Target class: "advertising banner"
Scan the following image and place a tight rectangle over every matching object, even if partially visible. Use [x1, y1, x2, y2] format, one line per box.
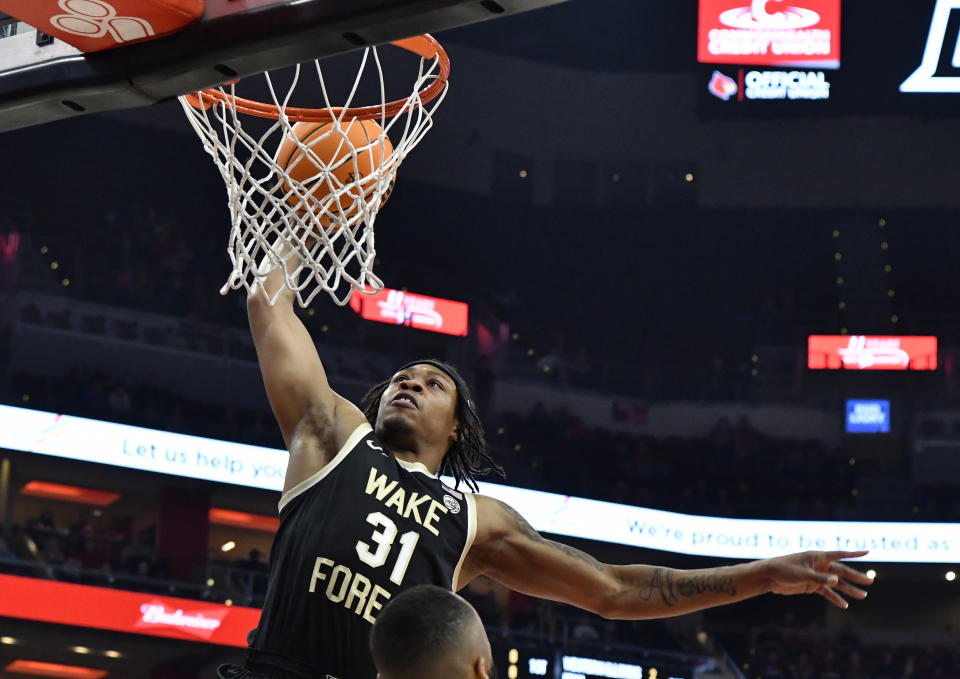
[0, 574, 259, 645]
[349, 287, 469, 336]
[808, 335, 938, 370]
[698, 0, 841, 68]
[846, 400, 891, 434]
[4, 405, 958, 562]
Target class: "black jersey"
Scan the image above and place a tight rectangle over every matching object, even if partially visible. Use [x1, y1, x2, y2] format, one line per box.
[247, 423, 477, 679]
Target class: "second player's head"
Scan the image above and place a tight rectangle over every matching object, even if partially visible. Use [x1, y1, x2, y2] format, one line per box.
[361, 359, 502, 491]
[370, 584, 496, 679]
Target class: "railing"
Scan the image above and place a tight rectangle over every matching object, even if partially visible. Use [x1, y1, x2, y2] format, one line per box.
[0, 554, 265, 607]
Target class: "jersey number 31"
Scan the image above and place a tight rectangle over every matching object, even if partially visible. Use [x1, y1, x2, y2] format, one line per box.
[355, 512, 420, 586]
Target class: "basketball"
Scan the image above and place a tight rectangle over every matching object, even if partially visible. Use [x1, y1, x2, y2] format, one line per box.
[276, 119, 395, 227]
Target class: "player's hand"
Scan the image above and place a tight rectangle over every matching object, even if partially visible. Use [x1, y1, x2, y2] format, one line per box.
[760, 550, 873, 609]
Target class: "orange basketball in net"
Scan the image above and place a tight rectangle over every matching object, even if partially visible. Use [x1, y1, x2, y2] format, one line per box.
[276, 119, 395, 228]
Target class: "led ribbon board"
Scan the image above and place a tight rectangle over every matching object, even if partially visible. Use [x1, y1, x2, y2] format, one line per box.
[2, 404, 957, 562]
[698, 0, 841, 69]
[0, 574, 259, 645]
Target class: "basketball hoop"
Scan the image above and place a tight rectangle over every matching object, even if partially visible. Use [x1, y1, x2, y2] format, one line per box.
[179, 35, 450, 307]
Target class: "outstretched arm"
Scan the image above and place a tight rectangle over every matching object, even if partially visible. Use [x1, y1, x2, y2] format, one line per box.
[247, 246, 366, 494]
[462, 496, 873, 619]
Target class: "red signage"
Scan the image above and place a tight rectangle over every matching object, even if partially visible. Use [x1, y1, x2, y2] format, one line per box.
[808, 335, 938, 371]
[0, 0, 203, 54]
[4, 660, 107, 679]
[0, 574, 259, 646]
[350, 288, 469, 336]
[698, 0, 841, 68]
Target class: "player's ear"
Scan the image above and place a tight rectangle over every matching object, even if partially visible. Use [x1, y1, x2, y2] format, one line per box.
[474, 656, 490, 679]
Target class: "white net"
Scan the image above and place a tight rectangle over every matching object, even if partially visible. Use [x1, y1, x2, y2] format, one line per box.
[178, 39, 448, 307]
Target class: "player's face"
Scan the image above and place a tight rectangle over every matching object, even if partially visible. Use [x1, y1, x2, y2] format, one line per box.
[469, 606, 496, 679]
[376, 364, 459, 447]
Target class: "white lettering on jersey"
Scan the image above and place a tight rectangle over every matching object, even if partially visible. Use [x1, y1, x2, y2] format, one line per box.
[364, 467, 449, 536]
[308, 556, 391, 623]
[365, 467, 399, 500]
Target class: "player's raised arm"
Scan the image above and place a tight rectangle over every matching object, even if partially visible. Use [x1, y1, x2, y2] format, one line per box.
[247, 248, 367, 493]
[463, 496, 873, 619]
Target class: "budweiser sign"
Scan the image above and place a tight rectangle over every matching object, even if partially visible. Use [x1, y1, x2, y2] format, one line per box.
[136, 601, 227, 639]
[698, 0, 841, 69]
[0, 574, 259, 646]
[808, 335, 938, 371]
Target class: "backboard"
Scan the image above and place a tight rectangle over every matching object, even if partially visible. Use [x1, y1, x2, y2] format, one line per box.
[0, 0, 571, 132]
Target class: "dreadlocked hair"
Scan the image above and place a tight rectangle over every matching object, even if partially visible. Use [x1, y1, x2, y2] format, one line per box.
[360, 360, 505, 493]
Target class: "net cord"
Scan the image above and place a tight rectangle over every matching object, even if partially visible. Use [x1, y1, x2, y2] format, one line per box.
[179, 45, 447, 307]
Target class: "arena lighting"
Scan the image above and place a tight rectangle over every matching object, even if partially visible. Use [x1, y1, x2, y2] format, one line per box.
[4, 404, 960, 563]
[867, 570, 877, 580]
[3, 660, 107, 679]
[19, 481, 120, 507]
[220, 541, 236, 552]
[0, 636, 16, 644]
[946, 571, 957, 582]
[209, 508, 279, 533]
[69, 647, 89, 655]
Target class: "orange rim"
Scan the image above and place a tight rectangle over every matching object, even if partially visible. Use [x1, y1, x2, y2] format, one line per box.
[184, 34, 449, 122]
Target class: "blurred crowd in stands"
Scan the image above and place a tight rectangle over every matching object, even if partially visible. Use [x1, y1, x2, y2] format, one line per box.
[730, 617, 960, 679]
[2, 507, 169, 583]
[3, 184, 960, 675]
[7, 191, 803, 402]
[10, 366, 283, 448]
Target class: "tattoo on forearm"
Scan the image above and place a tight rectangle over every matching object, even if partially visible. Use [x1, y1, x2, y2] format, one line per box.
[640, 568, 676, 605]
[497, 500, 604, 572]
[640, 568, 737, 607]
[676, 573, 737, 598]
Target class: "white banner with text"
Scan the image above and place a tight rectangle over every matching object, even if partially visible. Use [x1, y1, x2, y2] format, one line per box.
[2, 404, 955, 563]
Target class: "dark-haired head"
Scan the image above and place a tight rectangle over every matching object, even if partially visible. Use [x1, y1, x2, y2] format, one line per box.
[361, 359, 504, 492]
[370, 585, 496, 679]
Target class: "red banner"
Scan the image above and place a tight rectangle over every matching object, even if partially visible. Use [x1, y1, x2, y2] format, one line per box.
[0, 0, 203, 53]
[350, 288, 469, 337]
[808, 335, 938, 371]
[698, 0, 841, 68]
[0, 574, 259, 646]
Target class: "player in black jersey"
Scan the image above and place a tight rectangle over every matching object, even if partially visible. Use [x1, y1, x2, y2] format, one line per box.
[227, 259, 875, 679]
[371, 585, 495, 679]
